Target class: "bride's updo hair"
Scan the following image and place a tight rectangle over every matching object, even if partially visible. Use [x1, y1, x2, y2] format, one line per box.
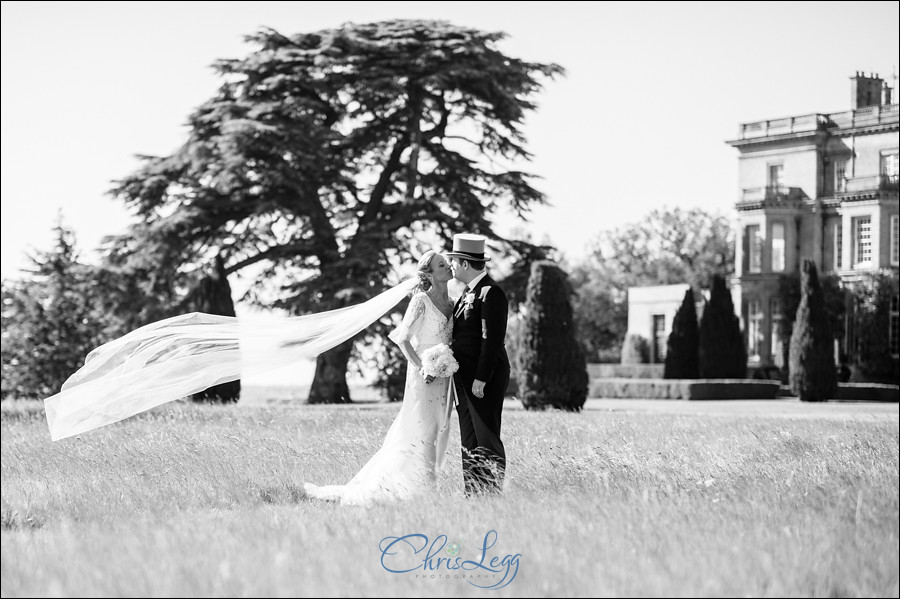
[413, 250, 438, 294]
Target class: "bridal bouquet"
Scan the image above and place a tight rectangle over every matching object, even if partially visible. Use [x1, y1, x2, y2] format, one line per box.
[420, 344, 459, 379]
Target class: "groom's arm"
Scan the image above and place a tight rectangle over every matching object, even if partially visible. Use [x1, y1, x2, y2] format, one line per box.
[475, 285, 508, 383]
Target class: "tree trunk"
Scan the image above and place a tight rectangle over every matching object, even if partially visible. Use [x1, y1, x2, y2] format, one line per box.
[307, 339, 354, 404]
[187, 256, 241, 403]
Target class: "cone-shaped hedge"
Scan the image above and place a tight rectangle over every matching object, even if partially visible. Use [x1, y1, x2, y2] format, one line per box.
[518, 261, 588, 411]
[789, 259, 837, 401]
[664, 288, 699, 379]
[698, 274, 746, 378]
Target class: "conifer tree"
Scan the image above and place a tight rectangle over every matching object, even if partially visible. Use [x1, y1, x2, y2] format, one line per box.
[664, 288, 699, 379]
[698, 275, 746, 378]
[789, 260, 837, 401]
[518, 261, 588, 411]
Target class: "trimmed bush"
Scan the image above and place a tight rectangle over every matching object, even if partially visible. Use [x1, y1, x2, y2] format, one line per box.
[518, 261, 588, 411]
[775, 271, 845, 374]
[698, 274, 746, 378]
[621, 334, 650, 364]
[664, 288, 699, 379]
[789, 259, 837, 402]
[835, 383, 899, 402]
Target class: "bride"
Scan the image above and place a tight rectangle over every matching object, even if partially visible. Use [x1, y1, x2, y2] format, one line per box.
[303, 251, 457, 506]
[43, 250, 461, 507]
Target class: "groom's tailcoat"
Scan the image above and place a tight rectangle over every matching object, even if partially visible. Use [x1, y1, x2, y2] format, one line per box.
[451, 274, 510, 494]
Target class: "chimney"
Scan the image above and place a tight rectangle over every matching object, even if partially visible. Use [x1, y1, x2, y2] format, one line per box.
[850, 71, 885, 109]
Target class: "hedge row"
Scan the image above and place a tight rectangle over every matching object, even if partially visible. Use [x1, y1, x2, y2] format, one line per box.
[833, 383, 899, 402]
[587, 379, 898, 401]
[588, 378, 780, 400]
[587, 364, 665, 379]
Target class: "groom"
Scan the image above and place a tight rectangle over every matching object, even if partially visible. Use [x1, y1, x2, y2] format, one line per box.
[447, 234, 510, 496]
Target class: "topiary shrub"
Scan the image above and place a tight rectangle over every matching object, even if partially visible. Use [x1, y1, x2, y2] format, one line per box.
[517, 261, 588, 411]
[789, 259, 837, 401]
[775, 271, 845, 377]
[620, 334, 650, 364]
[664, 288, 699, 379]
[698, 274, 746, 378]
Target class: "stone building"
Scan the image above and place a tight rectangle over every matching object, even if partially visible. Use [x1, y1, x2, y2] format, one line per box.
[727, 72, 899, 370]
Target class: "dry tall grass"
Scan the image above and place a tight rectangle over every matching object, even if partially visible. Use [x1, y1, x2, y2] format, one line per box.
[2, 399, 897, 597]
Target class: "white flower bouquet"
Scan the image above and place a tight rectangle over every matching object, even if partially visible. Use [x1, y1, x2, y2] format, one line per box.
[419, 344, 459, 378]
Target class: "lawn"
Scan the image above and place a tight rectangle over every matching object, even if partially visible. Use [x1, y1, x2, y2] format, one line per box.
[1, 397, 898, 597]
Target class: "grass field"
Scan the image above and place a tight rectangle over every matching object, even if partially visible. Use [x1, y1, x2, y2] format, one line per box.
[1, 396, 898, 597]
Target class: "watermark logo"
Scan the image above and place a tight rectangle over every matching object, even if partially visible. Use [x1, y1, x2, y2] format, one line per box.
[379, 530, 520, 589]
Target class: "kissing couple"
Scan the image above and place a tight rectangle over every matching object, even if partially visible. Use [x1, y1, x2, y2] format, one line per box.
[42, 234, 510, 505]
[304, 233, 511, 505]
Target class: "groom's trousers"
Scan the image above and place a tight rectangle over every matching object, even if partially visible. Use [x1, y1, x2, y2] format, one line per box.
[454, 364, 508, 496]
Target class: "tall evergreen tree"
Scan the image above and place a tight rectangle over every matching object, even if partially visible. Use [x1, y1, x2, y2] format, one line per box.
[1, 220, 112, 399]
[789, 260, 838, 401]
[664, 288, 699, 379]
[698, 275, 746, 378]
[775, 272, 845, 374]
[517, 261, 588, 411]
[109, 20, 563, 403]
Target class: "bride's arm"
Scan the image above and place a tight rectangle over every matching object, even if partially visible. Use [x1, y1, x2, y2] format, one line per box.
[388, 293, 433, 382]
[397, 339, 435, 383]
[397, 340, 423, 371]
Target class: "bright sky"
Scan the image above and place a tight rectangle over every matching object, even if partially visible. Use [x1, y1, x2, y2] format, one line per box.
[2, 0, 898, 281]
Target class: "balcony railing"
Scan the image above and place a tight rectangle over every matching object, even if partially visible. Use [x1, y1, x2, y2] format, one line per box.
[824, 104, 899, 129]
[737, 114, 825, 140]
[734, 104, 898, 140]
[739, 185, 802, 203]
[837, 174, 900, 193]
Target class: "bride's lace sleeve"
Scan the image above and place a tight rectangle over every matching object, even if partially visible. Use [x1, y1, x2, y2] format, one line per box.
[388, 293, 427, 345]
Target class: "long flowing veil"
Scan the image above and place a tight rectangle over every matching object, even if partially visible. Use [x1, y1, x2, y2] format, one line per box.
[44, 278, 418, 441]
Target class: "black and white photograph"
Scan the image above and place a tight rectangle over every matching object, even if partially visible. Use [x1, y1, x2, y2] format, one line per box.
[2, 1, 898, 596]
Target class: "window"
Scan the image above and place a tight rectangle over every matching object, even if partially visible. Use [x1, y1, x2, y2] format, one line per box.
[652, 314, 667, 363]
[747, 225, 762, 273]
[748, 300, 763, 360]
[891, 295, 899, 358]
[769, 164, 784, 190]
[833, 222, 843, 272]
[770, 298, 784, 367]
[835, 159, 847, 192]
[881, 152, 899, 184]
[892, 214, 899, 266]
[853, 216, 872, 268]
[771, 222, 785, 272]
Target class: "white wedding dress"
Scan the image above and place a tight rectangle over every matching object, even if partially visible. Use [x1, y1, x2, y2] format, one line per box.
[303, 292, 455, 506]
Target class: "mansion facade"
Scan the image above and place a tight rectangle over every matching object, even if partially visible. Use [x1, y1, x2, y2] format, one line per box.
[728, 72, 899, 370]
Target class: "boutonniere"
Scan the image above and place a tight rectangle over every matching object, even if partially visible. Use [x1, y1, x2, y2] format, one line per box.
[462, 292, 476, 311]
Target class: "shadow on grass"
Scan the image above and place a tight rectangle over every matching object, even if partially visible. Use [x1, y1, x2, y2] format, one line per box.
[0, 399, 46, 423]
[257, 483, 310, 505]
[1, 501, 46, 531]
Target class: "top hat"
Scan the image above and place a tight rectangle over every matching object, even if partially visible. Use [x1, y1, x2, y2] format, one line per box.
[445, 234, 491, 262]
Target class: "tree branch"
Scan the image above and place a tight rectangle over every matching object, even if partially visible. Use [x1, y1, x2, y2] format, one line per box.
[224, 241, 315, 274]
[359, 137, 409, 228]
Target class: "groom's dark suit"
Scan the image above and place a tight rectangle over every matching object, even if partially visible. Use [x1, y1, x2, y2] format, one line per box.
[451, 273, 510, 495]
